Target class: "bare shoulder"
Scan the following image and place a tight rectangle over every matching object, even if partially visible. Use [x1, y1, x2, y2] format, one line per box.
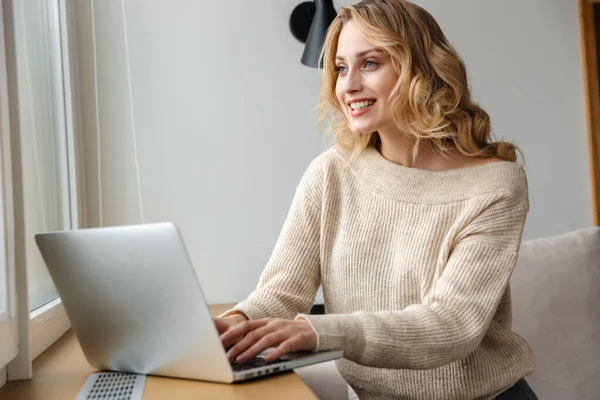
[463, 156, 505, 167]
[440, 154, 507, 170]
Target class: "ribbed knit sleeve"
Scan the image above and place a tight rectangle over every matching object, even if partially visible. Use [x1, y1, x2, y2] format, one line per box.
[298, 190, 529, 370]
[221, 156, 324, 321]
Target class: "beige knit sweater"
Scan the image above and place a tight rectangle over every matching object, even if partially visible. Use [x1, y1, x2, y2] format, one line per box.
[225, 145, 535, 399]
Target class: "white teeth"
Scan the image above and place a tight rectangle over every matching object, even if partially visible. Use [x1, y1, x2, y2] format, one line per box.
[350, 100, 376, 110]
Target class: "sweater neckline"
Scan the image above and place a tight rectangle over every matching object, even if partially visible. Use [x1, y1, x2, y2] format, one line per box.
[333, 145, 527, 204]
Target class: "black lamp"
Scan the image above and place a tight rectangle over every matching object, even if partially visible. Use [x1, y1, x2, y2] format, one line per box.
[289, 0, 337, 68]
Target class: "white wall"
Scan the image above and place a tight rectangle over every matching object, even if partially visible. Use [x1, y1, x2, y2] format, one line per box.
[71, 0, 593, 305]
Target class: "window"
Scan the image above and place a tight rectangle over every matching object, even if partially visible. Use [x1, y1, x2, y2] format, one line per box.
[14, 0, 77, 361]
[0, 0, 77, 383]
[15, 0, 74, 311]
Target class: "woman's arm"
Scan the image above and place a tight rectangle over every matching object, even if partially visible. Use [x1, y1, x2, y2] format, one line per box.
[298, 191, 528, 370]
[220, 156, 324, 321]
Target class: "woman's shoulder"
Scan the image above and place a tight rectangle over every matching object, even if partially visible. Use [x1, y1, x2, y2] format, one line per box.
[295, 147, 339, 200]
[445, 157, 529, 215]
[453, 155, 504, 168]
[444, 155, 528, 205]
[302, 145, 348, 178]
[295, 146, 355, 203]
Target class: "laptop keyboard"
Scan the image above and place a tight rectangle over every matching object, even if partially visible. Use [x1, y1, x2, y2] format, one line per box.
[230, 357, 287, 372]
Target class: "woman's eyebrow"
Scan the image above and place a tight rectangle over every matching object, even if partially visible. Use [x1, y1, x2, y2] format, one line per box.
[336, 48, 382, 61]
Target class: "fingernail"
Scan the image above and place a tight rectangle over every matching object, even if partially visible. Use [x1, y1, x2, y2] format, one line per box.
[236, 356, 245, 363]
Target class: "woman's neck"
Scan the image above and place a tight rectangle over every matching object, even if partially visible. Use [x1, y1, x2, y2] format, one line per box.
[376, 131, 488, 172]
[377, 131, 416, 167]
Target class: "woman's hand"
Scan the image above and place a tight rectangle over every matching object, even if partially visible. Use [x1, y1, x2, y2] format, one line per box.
[213, 313, 249, 346]
[220, 318, 317, 363]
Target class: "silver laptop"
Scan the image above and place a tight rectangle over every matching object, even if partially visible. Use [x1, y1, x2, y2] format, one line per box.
[35, 222, 342, 383]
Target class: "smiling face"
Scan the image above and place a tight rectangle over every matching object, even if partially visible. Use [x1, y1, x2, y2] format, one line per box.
[335, 20, 399, 135]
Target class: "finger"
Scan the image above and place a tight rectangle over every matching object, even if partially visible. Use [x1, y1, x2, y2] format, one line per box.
[263, 335, 303, 362]
[226, 323, 279, 361]
[213, 318, 229, 335]
[220, 319, 267, 348]
[235, 330, 288, 364]
[222, 334, 245, 351]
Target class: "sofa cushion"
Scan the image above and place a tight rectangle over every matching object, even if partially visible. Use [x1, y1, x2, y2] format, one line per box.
[511, 227, 600, 400]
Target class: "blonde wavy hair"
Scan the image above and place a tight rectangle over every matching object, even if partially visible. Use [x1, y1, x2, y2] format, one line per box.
[317, 0, 519, 162]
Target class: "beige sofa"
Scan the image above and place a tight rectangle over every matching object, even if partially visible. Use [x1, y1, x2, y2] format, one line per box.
[295, 227, 600, 400]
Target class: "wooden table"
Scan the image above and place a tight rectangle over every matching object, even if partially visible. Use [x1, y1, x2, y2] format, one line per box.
[0, 304, 318, 399]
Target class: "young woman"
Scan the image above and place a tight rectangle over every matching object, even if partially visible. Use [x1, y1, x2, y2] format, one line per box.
[215, 1, 538, 398]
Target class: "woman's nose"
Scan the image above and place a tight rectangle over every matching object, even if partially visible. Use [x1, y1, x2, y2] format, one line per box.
[344, 69, 362, 93]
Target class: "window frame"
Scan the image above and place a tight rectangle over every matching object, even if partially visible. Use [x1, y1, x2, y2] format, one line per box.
[29, 298, 70, 360]
[0, 0, 19, 376]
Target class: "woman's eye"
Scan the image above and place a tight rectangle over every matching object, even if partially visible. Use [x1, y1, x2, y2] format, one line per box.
[364, 60, 377, 68]
[335, 65, 347, 73]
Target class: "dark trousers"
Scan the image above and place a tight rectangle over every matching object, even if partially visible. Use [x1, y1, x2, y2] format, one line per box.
[495, 379, 538, 400]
